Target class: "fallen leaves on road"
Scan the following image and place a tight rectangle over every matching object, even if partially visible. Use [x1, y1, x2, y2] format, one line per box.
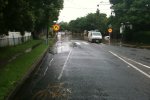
[32, 82, 71, 100]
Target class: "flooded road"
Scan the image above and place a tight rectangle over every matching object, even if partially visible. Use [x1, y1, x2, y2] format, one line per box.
[12, 36, 150, 100]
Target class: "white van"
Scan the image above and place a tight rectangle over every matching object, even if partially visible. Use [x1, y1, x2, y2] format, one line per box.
[88, 31, 102, 43]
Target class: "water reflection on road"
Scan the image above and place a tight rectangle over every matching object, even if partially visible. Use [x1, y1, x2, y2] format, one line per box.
[55, 41, 71, 54]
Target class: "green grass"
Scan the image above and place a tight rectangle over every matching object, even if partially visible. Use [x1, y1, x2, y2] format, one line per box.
[0, 40, 42, 60]
[0, 41, 49, 100]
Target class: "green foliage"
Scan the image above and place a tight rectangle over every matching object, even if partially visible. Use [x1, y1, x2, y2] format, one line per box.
[0, 0, 64, 35]
[67, 13, 108, 34]
[59, 22, 69, 31]
[132, 31, 150, 44]
[110, 0, 150, 25]
[109, 0, 150, 43]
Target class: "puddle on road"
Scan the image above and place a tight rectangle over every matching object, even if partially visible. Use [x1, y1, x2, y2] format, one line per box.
[49, 41, 83, 54]
[52, 41, 71, 54]
[56, 45, 70, 53]
[32, 82, 71, 100]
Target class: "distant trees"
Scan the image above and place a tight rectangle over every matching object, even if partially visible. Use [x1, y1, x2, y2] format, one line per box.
[0, 0, 63, 38]
[59, 22, 69, 31]
[65, 12, 108, 35]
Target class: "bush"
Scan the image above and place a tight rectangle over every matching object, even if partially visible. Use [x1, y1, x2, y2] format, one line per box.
[132, 31, 150, 44]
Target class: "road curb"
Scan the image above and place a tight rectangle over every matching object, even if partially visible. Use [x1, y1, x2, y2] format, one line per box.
[122, 44, 150, 49]
[5, 47, 49, 100]
[104, 42, 150, 49]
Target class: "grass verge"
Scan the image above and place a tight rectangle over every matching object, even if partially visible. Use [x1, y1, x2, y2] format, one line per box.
[0, 40, 42, 61]
[0, 40, 49, 100]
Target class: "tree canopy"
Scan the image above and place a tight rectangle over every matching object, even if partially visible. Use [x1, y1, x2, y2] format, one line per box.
[0, 0, 64, 36]
[109, 0, 150, 30]
[108, 0, 150, 43]
[66, 12, 108, 34]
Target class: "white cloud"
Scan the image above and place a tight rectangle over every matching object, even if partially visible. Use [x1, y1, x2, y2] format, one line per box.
[58, 0, 112, 22]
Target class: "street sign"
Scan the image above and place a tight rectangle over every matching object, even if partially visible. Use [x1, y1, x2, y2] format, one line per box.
[108, 28, 112, 33]
[53, 24, 60, 31]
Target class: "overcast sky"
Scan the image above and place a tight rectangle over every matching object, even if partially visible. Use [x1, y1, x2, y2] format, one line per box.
[58, 0, 112, 22]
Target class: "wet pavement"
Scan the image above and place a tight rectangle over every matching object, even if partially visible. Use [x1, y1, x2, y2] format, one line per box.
[12, 36, 150, 100]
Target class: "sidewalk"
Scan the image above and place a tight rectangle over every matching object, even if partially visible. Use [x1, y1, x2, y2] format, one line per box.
[104, 40, 150, 49]
[121, 43, 150, 49]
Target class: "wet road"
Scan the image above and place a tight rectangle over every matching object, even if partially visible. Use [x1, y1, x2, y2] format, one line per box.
[13, 37, 150, 100]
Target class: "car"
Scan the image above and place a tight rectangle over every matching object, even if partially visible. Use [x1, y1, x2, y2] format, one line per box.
[88, 31, 102, 43]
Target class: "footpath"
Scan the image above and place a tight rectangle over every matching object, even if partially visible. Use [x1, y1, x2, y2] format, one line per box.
[111, 42, 150, 49]
[104, 40, 150, 49]
[121, 43, 150, 49]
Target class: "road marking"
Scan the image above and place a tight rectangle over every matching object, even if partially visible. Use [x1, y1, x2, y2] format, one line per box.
[49, 58, 54, 66]
[75, 42, 81, 45]
[109, 51, 150, 79]
[121, 56, 150, 69]
[43, 59, 54, 76]
[44, 67, 48, 76]
[82, 42, 89, 45]
[58, 49, 72, 80]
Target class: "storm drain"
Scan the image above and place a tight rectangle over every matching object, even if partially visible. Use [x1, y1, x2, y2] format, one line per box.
[32, 83, 71, 100]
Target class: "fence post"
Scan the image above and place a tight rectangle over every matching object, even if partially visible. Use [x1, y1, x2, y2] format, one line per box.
[13, 33, 15, 46]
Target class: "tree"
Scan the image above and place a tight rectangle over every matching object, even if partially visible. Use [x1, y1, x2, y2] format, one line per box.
[110, 0, 150, 26]
[0, 0, 64, 38]
[59, 22, 68, 31]
[68, 13, 108, 35]
[109, 0, 150, 43]
[0, 0, 8, 34]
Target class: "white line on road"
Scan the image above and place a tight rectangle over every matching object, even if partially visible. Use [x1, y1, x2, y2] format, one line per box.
[75, 42, 81, 45]
[58, 49, 72, 80]
[82, 42, 89, 45]
[44, 58, 53, 76]
[121, 56, 150, 69]
[49, 58, 54, 66]
[109, 51, 150, 79]
[44, 67, 48, 76]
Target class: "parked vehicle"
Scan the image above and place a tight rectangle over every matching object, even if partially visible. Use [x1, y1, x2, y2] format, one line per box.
[88, 31, 102, 43]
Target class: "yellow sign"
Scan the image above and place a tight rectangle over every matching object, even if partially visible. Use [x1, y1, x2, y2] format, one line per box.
[108, 28, 112, 33]
[53, 24, 60, 31]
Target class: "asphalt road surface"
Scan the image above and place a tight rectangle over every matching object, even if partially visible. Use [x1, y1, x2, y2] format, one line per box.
[12, 37, 150, 100]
